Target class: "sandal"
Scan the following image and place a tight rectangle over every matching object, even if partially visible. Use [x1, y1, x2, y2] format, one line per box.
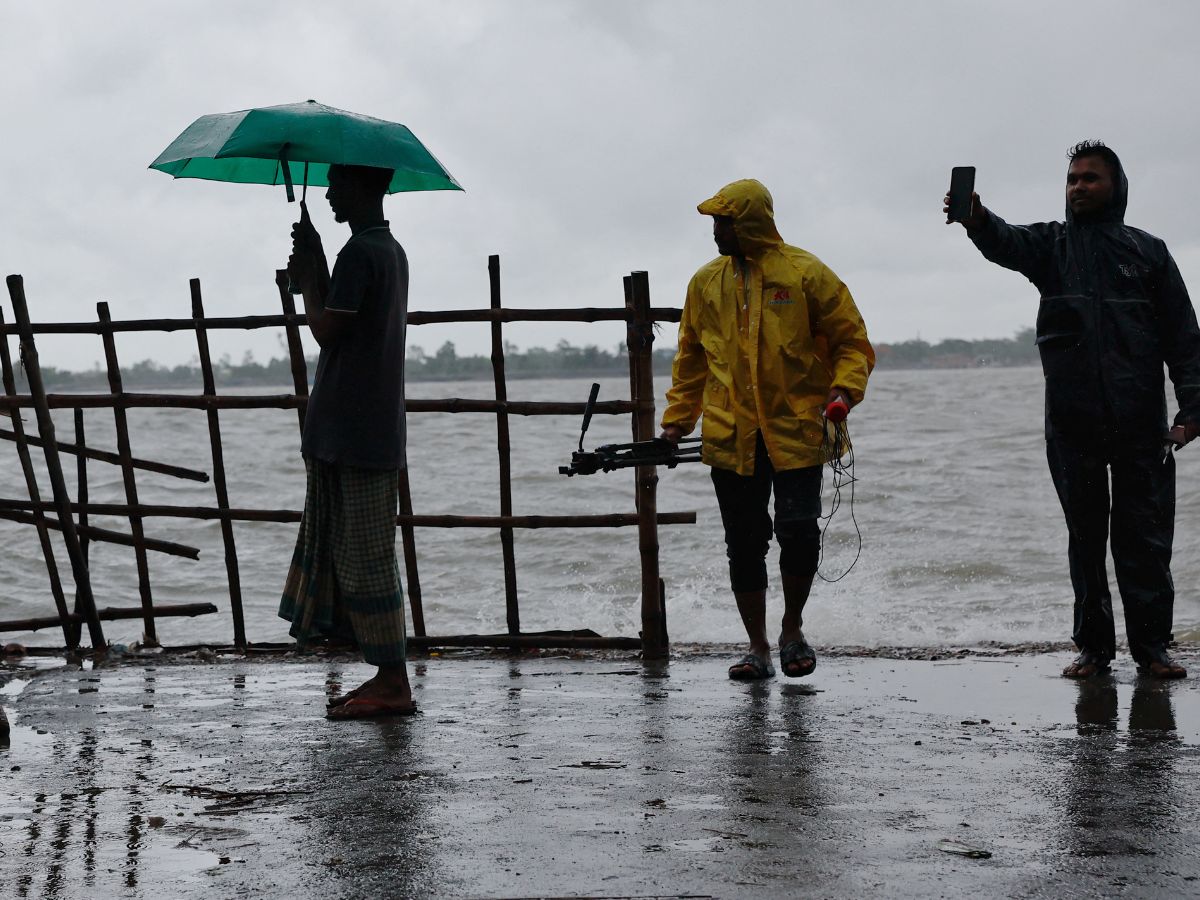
[1137, 648, 1187, 680]
[1062, 649, 1112, 679]
[326, 696, 418, 720]
[728, 653, 775, 681]
[779, 638, 817, 678]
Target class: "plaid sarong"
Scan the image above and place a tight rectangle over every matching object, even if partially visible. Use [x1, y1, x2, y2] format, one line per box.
[279, 459, 406, 665]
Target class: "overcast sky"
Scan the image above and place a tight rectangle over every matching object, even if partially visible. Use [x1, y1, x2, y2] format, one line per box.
[2, 0, 1199, 370]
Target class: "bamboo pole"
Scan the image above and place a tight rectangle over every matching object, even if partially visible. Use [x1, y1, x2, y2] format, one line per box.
[0, 426, 209, 481]
[0, 602, 219, 634]
[275, 270, 309, 433]
[0, 499, 696, 528]
[0, 306, 683, 336]
[0, 307, 74, 647]
[192, 279, 246, 647]
[410, 634, 642, 651]
[97, 301, 157, 646]
[0, 394, 640, 416]
[397, 467, 425, 637]
[627, 271, 668, 659]
[4, 276, 105, 648]
[0, 508, 199, 558]
[489, 255, 520, 635]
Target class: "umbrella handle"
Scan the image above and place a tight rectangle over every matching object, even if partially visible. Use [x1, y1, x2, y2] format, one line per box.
[279, 145, 295, 203]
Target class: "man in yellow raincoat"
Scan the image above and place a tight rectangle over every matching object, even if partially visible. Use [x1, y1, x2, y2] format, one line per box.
[661, 179, 874, 680]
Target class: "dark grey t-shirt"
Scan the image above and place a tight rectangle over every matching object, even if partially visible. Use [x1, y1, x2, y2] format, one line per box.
[301, 224, 408, 469]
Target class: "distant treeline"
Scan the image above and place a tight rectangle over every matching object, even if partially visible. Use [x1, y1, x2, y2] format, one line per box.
[875, 327, 1038, 368]
[18, 330, 1038, 390]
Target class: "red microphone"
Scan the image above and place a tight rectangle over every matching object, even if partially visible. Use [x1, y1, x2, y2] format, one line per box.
[825, 396, 849, 423]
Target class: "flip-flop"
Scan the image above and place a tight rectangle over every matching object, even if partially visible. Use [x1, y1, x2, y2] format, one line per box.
[327, 686, 366, 708]
[779, 638, 817, 678]
[325, 696, 418, 720]
[728, 653, 775, 681]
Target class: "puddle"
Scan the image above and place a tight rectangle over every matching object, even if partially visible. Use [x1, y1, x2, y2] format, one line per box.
[667, 837, 726, 852]
[0, 678, 31, 698]
[140, 840, 226, 882]
[5, 723, 57, 753]
[645, 794, 727, 811]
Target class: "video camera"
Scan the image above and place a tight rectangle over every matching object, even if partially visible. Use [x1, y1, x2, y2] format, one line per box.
[558, 383, 702, 477]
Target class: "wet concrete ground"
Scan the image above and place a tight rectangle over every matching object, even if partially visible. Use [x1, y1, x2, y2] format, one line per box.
[1, 646, 1198, 899]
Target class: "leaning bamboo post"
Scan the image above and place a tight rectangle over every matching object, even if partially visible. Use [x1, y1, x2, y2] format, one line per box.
[489, 255, 520, 635]
[191, 279, 247, 647]
[97, 301, 157, 646]
[5, 276, 105, 648]
[397, 468, 425, 637]
[626, 271, 668, 658]
[0, 306, 75, 648]
[0, 427, 209, 482]
[0, 507, 201, 558]
[276, 270, 309, 433]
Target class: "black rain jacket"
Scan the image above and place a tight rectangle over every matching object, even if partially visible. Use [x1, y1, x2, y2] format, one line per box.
[969, 154, 1200, 444]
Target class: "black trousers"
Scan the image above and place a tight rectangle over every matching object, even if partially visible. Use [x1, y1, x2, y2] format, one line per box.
[710, 432, 822, 593]
[1046, 437, 1176, 663]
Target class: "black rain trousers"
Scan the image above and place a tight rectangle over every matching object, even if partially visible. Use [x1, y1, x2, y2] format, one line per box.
[1047, 437, 1175, 663]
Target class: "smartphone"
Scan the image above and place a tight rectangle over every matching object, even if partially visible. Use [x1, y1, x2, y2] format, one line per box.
[947, 166, 976, 222]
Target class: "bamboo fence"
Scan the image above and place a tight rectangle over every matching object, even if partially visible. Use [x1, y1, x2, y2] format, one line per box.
[0, 259, 690, 658]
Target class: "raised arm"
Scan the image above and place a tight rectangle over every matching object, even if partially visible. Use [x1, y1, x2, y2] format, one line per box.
[944, 189, 1056, 283]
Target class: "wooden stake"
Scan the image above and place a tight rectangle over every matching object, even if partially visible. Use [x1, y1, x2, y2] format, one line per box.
[275, 270, 309, 433]
[0, 306, 74, 647]
[4, 276, 105, 648]
[627, 271, 668, 659]
[489, 255, 520, 635]
[97, 301, 157, 646]
[397, 467, 425, 637]
[192, 279, 247, 647]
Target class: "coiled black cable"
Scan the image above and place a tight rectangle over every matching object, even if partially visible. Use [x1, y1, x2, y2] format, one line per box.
[817, 415, 861, 582]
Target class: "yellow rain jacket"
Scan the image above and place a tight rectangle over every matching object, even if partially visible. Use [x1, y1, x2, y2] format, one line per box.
[662, 179, 874, 474]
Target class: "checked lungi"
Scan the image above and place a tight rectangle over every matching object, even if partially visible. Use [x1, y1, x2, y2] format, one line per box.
[279, 458, 406, 665]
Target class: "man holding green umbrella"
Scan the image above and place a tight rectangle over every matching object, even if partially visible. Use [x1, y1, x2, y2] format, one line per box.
[279, 162, 416, 719]
[153, 101, 464, 717]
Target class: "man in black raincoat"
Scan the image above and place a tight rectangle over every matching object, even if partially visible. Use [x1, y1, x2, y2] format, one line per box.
[947, 140, 1200, 679]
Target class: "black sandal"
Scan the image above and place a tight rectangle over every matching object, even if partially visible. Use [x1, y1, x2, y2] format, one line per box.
[780, 638, 817, 678]
[728, 653, 775, 680]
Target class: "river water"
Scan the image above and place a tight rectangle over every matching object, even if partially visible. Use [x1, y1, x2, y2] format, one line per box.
[3, 367, 1199, 649]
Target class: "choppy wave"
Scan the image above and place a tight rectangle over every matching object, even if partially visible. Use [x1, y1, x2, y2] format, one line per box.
[2, 369, 1198, 648]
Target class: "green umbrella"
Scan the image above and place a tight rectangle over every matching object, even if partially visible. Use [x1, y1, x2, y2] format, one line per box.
[149, 99, 463, 201]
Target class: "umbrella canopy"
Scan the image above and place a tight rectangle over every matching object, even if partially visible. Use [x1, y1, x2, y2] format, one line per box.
[149, 100, 463, 196]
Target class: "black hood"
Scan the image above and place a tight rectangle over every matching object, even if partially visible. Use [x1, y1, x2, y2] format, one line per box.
[1065, 149, 1128, 225]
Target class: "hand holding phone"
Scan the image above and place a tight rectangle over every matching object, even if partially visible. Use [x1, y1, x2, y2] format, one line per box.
[946, 166, 976, 224]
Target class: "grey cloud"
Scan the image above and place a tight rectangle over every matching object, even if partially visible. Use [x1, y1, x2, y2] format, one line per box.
[3, 0, 1200, 369]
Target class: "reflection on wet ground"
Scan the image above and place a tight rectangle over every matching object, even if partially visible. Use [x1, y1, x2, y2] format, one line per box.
[0, 649, 1198, 897]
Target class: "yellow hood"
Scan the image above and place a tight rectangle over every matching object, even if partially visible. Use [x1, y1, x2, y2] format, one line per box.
[697, 179, 784, 258]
